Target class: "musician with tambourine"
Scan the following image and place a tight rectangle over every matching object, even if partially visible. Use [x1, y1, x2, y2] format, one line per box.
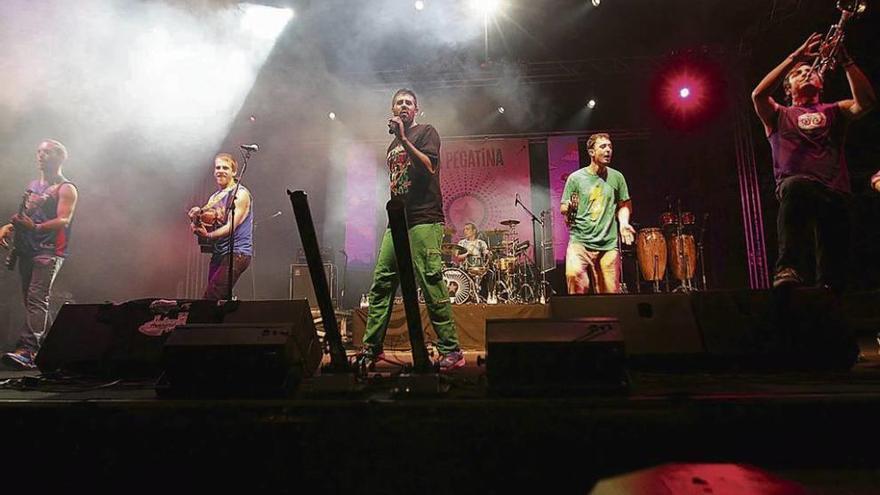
[1, 140, 78, 369]
[188, 152, 253, 299]
[560, 132, 634, 295]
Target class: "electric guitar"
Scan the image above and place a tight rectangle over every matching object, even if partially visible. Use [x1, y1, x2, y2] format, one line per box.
[4, 191, 30, 270]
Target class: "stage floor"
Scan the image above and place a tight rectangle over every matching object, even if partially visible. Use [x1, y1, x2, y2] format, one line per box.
[2, 343, 880, 492]
[2, 290, 879, 492]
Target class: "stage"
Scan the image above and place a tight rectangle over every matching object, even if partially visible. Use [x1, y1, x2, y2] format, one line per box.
[350, 303, 549, 350]
[1, 289, 879, 492]
[2, 350, 880, 492]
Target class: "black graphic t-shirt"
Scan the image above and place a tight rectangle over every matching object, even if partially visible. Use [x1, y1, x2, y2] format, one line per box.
[386, 123, 444, 226]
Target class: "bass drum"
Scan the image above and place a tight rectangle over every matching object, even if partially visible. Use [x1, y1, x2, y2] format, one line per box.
[443, 267, 474, 305]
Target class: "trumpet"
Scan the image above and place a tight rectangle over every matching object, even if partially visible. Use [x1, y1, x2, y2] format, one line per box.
[807, 0, 867, 79]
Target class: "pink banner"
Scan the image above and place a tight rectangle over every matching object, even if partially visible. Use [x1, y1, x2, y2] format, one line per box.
[547, 136, 580, 262]
[441, 139, 532, 251]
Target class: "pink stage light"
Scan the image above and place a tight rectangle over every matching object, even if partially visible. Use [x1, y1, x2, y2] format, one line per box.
[661, 71, 707, 117]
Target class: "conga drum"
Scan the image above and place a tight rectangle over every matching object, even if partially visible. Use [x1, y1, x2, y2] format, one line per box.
[668, 233, 697, 281]
[636, 228, 667, 281]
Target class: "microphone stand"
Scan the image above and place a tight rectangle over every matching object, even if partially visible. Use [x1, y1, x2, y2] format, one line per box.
[698, 213, 709, 291]
[514, 195, 547, 303]
[225, 148, 253, 301]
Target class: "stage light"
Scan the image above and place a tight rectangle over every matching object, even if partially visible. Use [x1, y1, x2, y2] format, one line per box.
[240, 4, 294, 41]
[419, 111, 425, 117]
[414, 0, 425, 10]
[497, 106, 505, 114]
[587, 99, 596, 109]
[591, 0, 601, 7]
[328, 112, 336, 120]
[248, 115, 257, 122]
[471, 0, 502, 16]
[679, 87, 690, 98]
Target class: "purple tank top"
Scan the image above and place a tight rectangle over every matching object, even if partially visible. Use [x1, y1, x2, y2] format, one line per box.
[768, 102, 850, 194]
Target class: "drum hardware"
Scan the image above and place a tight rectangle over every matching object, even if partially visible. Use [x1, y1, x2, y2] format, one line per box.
[697, 212, 709, 290]
[440, 243, 468, 257]
[669, 198, 694, 292]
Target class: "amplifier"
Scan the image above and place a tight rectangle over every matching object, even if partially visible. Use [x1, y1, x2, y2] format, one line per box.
[289, 263, 336, 306]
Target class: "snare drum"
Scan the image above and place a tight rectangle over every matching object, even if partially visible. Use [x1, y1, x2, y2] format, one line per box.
[636, 228, 667, 282]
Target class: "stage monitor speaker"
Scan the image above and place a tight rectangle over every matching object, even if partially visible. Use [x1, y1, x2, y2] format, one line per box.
[36, 299, 188, 377]
[158, 299, 322, 398]
[551, 290, 858, 370]
[486, 317, 627, 395]
[289, 263, 335, 307]
[551, 294, 704, 360]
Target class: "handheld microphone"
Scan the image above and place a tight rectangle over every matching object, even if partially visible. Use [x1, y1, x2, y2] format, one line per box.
[388, 121, 397, 135]
[240, 144, 259, 152]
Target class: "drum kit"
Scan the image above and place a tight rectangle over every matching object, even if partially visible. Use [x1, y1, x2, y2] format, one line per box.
[635, 200, 707, 292]
[437, 218, 541, 305]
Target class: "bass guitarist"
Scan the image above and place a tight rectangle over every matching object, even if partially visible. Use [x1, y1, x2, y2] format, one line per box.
[1, 140, 78, 369]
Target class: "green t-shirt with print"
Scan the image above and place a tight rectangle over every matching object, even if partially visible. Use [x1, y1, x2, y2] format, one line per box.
[561, 166, 630, 251]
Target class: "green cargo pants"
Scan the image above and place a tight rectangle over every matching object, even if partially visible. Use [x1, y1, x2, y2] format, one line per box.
[362, 223, 460, 355]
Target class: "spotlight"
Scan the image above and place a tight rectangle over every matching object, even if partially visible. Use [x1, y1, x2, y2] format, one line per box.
[497, 106, 505, 114]
[240, 4, 294, 41]
[414, 0, 425, 10]
[591, 0, 601, 6]
[328, 112, 336, 120]
[587, 99, 596, 109]
[248, 115, 257, 122]
[471, 0, 502, 15]
[679, 87, 690, 98]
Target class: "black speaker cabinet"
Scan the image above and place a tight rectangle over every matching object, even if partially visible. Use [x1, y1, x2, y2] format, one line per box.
[36, 299, 188, 377]
[486, 317, 628, 395]
[551, 290, 858, 370]
[159, 300, 322, 397]
[289, 263, 335, 307]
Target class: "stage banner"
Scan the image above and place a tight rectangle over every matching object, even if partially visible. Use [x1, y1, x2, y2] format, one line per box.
[547, 135, 580, 262]
[344, 142, 382, 267]
[440, 138, 532, 249]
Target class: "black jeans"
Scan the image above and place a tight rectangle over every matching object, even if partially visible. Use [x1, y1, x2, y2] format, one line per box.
[776, 177, 851, 288]
[204, 253, 252, 300]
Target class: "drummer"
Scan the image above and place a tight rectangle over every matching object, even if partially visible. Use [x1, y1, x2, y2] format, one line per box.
[455, 222, 489, 268]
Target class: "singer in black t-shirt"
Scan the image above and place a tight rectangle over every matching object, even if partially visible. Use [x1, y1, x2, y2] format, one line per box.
[358, 89, 464, 372]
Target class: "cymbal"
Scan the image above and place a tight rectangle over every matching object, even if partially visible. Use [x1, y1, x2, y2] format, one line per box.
[500, 219, 520, 226]
[484, 229, 506, 235]
[441, 243, 467, 256]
